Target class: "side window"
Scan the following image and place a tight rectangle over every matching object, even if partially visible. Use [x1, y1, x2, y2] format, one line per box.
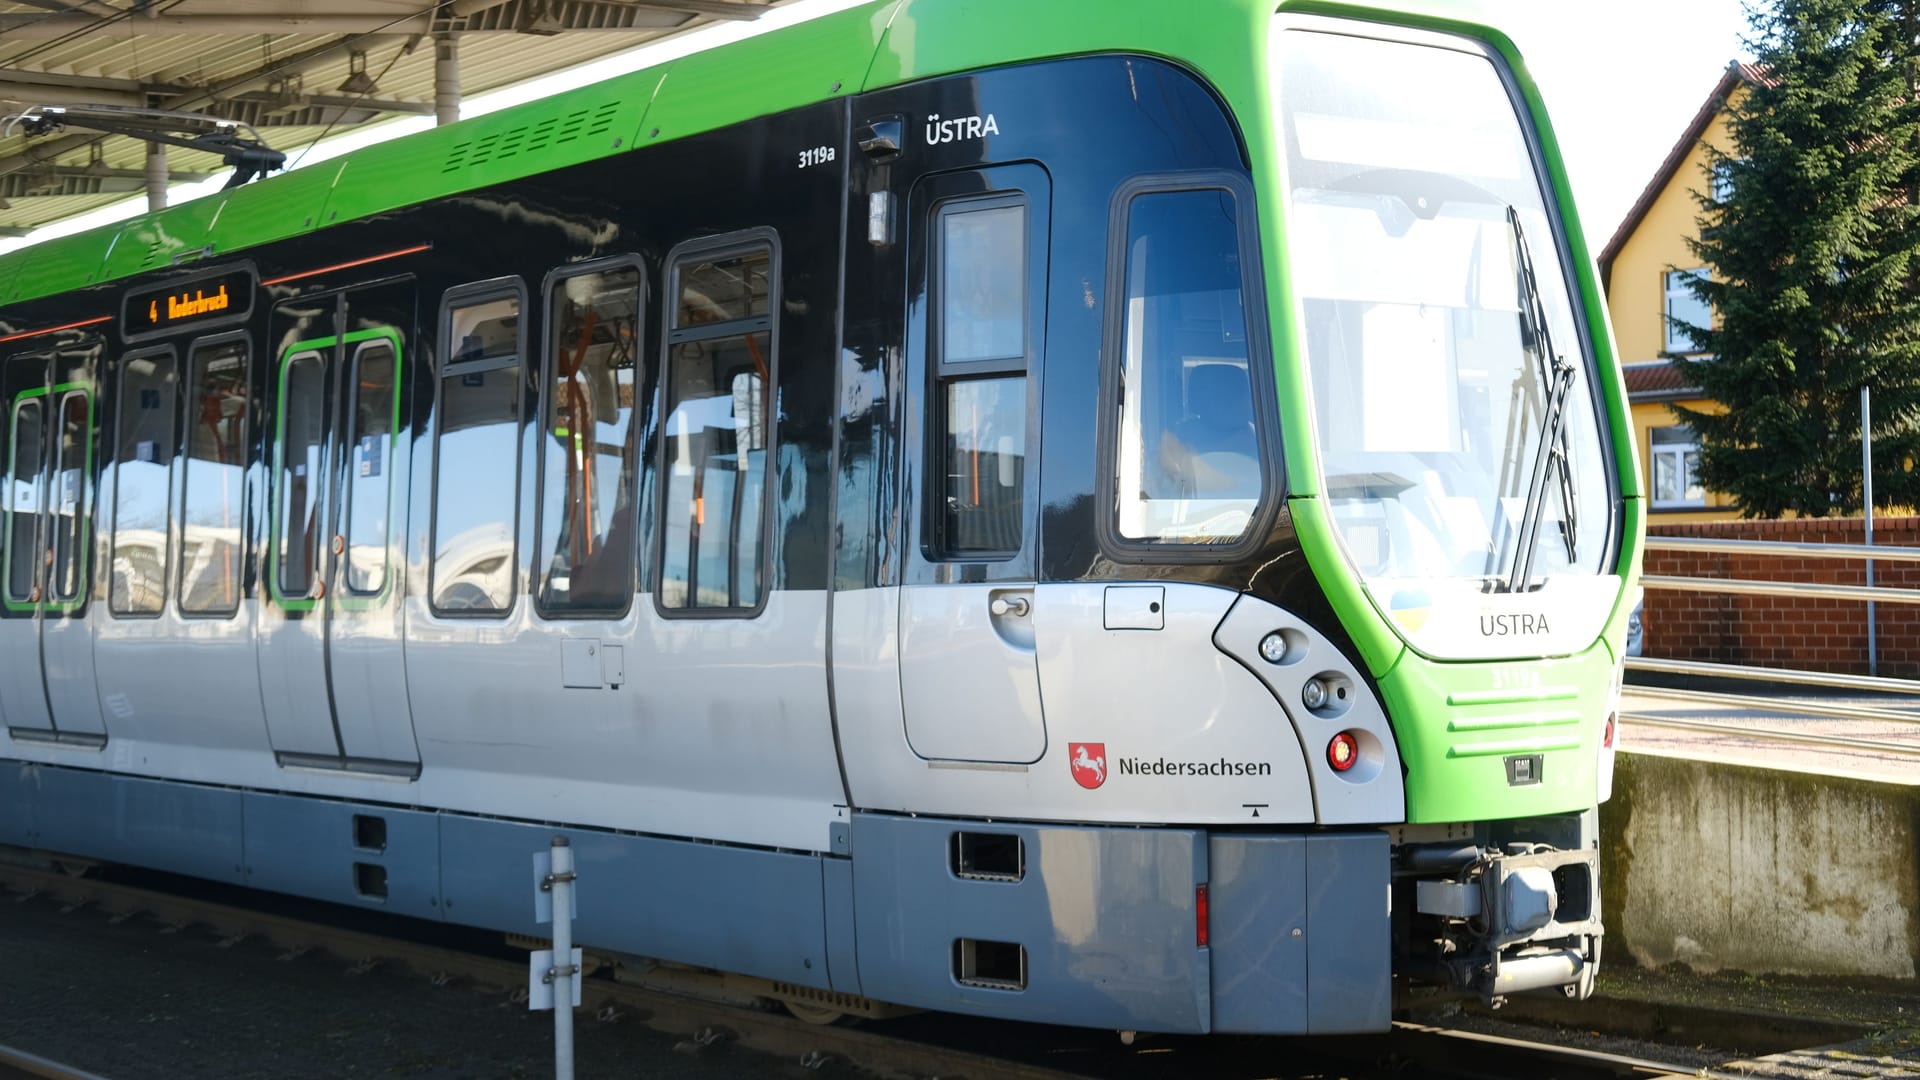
[431, 287, 522, 615]
[658, 239, 774, 613]
[932, 197, 1029, 558]
[111, 351, 178, 615]
[6, 396, 45, 604]
[50, 390, 90, 603]
[1112, 187, 1263, 546]
[538, 262, 642, 616]
[180, 339, 250, 616]
[276, 351, 327, 600]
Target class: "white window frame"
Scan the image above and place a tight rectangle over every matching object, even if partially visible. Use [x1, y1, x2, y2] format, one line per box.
[1650, 424, 1706, 509]
[1664, 267, 1712, 354]
[1709, 159, 1739, 203]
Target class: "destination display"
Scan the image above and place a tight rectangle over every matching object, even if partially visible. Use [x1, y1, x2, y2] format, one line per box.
[123, 269, 253, 339]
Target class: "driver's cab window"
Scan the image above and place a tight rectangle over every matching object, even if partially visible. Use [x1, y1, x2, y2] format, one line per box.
[1114, 187, 1263, 544]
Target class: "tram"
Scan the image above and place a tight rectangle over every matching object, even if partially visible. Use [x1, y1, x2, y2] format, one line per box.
[0, 0, 1640, 1034]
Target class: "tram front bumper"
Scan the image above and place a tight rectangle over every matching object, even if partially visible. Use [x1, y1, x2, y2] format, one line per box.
[1407, 841, 1603, 1004]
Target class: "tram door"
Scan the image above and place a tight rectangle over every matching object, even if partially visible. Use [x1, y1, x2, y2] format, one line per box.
[893, 161, 1053, 764]
[0, 348, 107, 743]
[257, 280, 418, 771]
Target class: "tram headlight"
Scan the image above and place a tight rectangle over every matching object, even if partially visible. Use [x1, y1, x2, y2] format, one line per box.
[1301, 677, 1329, 711]
[1258, 632, 1288, 664]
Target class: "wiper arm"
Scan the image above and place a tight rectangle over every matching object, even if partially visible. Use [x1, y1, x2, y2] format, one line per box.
[1506, 206, 1580, 593]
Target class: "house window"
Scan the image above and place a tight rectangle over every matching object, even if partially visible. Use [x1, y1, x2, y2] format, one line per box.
[1650, 425, 1704, 508]
[1709, 159, 1739, 203]
[1664, 268, 1712, 354]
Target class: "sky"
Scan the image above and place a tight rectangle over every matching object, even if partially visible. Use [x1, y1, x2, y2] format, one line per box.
[1501, 0, 1754, 249]
[0, 0, 1754, 257]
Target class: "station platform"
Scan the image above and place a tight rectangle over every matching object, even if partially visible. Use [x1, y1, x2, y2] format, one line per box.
[1602, 678, 1920, 989]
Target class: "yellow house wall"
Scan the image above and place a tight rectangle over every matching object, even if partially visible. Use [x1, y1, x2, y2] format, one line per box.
[1606, 99, 1739, 365]
[1610, 90, 1745, 521]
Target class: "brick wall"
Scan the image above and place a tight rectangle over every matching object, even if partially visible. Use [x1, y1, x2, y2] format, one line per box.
[1645, 516, 1920, 676]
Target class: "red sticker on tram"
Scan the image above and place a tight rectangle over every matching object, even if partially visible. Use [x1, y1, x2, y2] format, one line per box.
[1068, 743, 1107, 790]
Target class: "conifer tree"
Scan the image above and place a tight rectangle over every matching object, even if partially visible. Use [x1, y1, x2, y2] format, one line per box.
[1672, 0, 1920, 517]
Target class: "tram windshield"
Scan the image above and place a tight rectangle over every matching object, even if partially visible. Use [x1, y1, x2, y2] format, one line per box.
[1274, 29, 1612, 595]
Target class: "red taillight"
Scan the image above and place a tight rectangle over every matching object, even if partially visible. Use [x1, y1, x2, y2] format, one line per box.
[1328, 731, 1359, 772]
[1604, 713, 1616, 748]
[1195, 885, 1209, 948]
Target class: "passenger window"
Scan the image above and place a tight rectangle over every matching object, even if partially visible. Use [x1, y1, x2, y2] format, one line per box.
[431, 290, 521, 615]
[277, 352, 327, 600]
[50, 391, 90, 603]
[344, 339, 396, 595]
[676, 247, 770, 327]
[659, 240, 773, 613]
[933, 198, 1029, 558]
[538, 263, 642, 616]
[940, 378, 1025, 555]
[180, 339, 250, 616]
[7, 397, 44, 604]
[941, 204, 1026, 364]
[111, 352, 177, 615]
[1113, 188, 1262, 544]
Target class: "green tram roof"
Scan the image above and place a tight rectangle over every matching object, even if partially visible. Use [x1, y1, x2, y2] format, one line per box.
[0, 0, 1522, 309]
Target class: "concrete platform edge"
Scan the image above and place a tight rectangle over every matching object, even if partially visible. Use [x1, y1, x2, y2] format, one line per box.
[1606, 752, 1920, 981]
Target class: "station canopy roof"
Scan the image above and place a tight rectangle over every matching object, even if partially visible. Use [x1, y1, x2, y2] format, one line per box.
[0, 0, 783, 238]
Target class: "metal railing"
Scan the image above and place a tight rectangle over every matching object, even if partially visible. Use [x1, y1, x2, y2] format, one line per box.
[1626, 535, 1920, 757]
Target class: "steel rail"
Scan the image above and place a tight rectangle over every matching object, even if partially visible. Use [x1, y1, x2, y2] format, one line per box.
[0, 1043, 113, 1080]
[1388, 1022, 1706, 1079]
[1643, 535, 1920, 562]
[1621, 712, 1920, 756]
[1624, 684, 1920, 726]
[1627, 656, 1920, 696]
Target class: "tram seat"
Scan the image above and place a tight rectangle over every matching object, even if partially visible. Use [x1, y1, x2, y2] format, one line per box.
[1169, 363, 1259, 497]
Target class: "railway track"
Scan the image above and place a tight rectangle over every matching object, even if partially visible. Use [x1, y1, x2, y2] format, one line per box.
[1622, 681, 1920, 759]
[1622, 710, 1920, 756]
[0, 862, 1713, 1080]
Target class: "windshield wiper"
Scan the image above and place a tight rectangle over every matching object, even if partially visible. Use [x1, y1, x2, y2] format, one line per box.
[1506, 205, 1579, 594]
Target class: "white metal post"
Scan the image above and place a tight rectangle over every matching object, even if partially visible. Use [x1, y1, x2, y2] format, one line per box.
[548, 837, 576, 1080]
[1864, 386, 1877, 677]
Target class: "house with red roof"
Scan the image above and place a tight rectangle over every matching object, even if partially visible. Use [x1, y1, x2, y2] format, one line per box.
[1598, 63, 1768, 523]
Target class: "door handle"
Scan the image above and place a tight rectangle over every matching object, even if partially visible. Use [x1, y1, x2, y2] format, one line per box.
[989, 595, 1030, 618]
